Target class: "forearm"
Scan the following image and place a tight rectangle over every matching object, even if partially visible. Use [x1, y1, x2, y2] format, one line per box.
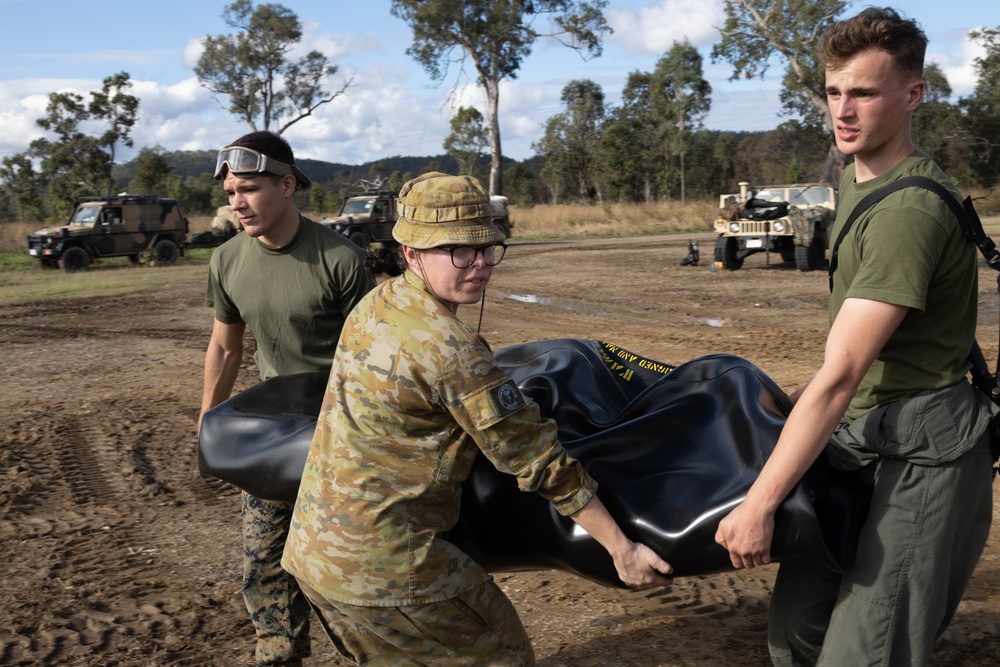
[744, 382, 855, 513]
[200, 341, 242, 416]
[569, 494, 673, 587]
[568, 494, 632, 558]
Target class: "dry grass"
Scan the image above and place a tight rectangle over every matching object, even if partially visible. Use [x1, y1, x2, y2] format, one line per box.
[0, 220, 37, 253]
[510, 200, 718, 239]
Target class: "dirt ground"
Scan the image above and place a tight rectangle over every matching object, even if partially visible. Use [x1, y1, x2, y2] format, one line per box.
[3, 232, 1000, 666]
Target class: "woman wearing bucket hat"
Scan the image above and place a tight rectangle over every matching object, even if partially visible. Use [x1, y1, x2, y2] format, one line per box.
[282, 173, 673, 665]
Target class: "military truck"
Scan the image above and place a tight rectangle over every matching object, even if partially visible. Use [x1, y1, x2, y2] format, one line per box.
[713, 182, 837, 271]
[322, 189, 513, 249]
[27, 194, 198, 272]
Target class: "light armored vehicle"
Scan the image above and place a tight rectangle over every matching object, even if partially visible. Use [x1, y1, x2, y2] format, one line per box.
[27, 194, 191, 272]
[323, 189, 513, 249]
[713, 182, 837, 271]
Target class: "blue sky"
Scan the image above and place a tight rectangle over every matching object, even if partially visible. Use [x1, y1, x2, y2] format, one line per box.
[0, 0, 992, 167]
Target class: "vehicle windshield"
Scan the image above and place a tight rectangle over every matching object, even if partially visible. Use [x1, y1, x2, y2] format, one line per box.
[341, 199, 374, 215]
[70, 205, 100, 225]
[753, 189, 786, 203]
[789, 187, 834, 206]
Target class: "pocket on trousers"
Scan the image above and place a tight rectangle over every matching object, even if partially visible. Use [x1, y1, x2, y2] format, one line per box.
[395, 593, 492, 652]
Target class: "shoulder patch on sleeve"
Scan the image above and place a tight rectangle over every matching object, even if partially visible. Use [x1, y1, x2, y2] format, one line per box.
[489, 379, 527, 418]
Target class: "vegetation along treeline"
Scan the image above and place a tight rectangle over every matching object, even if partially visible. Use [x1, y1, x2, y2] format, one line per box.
[0, 0, 998, 224]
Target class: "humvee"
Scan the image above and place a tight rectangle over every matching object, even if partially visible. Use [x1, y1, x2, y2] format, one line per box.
[322, 190, 513, 249]
[27, 194, 189, 272]
[713, 182, 837, 271]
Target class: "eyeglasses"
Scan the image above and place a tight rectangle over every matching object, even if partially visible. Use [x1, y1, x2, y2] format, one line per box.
[214, 146, 294, 180]
[433, 243, 507, 268]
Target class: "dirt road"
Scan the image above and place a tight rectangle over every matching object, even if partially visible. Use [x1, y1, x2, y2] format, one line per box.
[2, 233, 999, 666]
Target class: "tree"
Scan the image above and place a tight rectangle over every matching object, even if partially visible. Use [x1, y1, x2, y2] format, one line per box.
[444, 106, 489, 177]
[89, 72, 139, 196]
[601, 71, 658, 202]
[961, 26, 1000, 187]
[0, 153, 44, 221]
[309, 183, 333, 215]
[911, 63, 963, 174]
[534, 79, 607, 203]
[391, 0, 611, 195]
[0, 73, 140, 219]
[714, 131, 739, 193]
[711, 0, 848, 182]
[649, 40, 711, 203]
[730, 122, 828, 184]
[504, 162, 538, 207]
[194, 0, 352, 134]
[129, 146, 173, 194]
[33, 89, 126, 217]
[387, 170, 405, 192]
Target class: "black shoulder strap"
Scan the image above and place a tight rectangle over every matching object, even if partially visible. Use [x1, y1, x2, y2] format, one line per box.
[828, 175, 999, 292]
[828, 175, 1000, 400]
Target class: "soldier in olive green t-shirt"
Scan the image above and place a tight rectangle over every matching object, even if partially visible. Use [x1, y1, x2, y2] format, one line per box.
[715, 10, 995, 666]
[199, 131, 373, 667]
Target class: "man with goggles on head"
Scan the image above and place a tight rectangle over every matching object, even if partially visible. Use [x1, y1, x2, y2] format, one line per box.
[199, 130, 374, 667]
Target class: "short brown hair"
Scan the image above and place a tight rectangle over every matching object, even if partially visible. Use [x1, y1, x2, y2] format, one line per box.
[819, 7, 927, 78]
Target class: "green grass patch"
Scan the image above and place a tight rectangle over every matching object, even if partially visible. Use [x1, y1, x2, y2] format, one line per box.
[0, 256, 212, 302]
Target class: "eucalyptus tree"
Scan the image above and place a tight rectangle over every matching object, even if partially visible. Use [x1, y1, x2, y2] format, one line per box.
[601, 71, 658, 202]
[911, 63, 963, 173]
[391, 0, 611, 195]
[130, 146, 173, 194]
[711, 0, 848, 181]
[2, 73, 139, 219]
[443, 106, 489, 177]
[649, 40, 711, 203]
[89, 71, 139, 195]
[195, 0, 352, 134]
[535, 79, 607, 202]
[962, 26, 1000, 186]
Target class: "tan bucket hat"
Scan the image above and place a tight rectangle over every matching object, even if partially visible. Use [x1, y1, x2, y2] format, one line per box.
[392, 172, 506, 249]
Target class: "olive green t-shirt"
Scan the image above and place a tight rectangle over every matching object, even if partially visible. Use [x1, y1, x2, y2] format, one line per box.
[831, 151, 977, 420]
[206, 217, 375, 380]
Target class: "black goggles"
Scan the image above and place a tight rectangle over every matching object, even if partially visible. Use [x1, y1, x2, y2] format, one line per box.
[214, 146, 294, 180]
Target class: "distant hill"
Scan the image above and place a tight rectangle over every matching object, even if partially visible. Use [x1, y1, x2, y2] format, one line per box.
[114, 150, 516, 187]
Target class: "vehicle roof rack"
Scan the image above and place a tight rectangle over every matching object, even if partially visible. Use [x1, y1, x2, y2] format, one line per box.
[76, 194, 173, 205]
[344, 190, 398, 199]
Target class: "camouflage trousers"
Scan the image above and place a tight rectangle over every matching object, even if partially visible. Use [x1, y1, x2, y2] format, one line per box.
[299, 579, 534, 666]
[242, 492, 311, 665]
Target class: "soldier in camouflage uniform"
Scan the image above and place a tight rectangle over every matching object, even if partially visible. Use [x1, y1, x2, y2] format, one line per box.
[281, 172, 673, 666]
[200, 131, 374, 666]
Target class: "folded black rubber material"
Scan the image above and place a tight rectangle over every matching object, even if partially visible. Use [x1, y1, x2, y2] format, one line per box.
[199, 339, 870, 585]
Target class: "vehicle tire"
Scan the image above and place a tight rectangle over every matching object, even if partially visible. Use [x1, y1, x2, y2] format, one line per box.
[794, 230, 826, 272]
[153, 239, 179, 266]
[348, 230, 370, 249]
[59, 247, 90, 272]
[719, 236, 743, 270]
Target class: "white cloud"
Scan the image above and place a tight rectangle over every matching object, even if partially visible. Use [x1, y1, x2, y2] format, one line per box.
[607, 0, 726, 55]
[928, 28, 987, 97]
[182, 37, 204, 70]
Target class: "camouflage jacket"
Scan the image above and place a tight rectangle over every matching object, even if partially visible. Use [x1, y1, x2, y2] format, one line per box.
[282, 269, 595, 606]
